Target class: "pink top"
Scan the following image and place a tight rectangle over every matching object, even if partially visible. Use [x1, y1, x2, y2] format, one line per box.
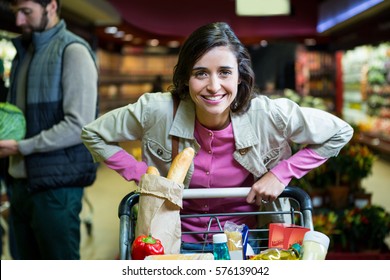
[105, 121, 327, 243]
[181, 120, 258, 242]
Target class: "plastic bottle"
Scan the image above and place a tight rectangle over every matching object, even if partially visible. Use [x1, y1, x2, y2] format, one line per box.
[213, 233, 231, 260]
[249, 243, 301, 260]
[301, 231, 330, 260]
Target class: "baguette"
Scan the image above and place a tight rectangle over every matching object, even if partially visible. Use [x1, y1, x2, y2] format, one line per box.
[146, 166, 160, 176]
[167, 147, 195, 184]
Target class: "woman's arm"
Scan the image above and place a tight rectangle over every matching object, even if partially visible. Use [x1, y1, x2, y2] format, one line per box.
[247, 98, 354, 205]
[270, 147, 328, 186]
[104, 150, 147, 183]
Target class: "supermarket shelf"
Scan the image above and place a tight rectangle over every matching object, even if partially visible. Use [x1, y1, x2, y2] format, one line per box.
[358, 132, 390, 156]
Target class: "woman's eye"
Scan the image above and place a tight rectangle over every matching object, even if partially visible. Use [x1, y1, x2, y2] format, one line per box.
[194, 71, 207, 78]
[220, 70, 232, 76]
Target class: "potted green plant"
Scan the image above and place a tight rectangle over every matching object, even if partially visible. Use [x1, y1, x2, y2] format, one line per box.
[325, 142, 376, 208]
[324, 145, 353, 209]
[340, 205, 390, 252]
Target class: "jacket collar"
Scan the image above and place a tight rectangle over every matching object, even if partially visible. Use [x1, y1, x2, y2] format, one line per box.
[12, 20, 66, 53]
[32, 20, 66, 50]
[169, 97, 196, 140]
[170, 97, 259, 149]
[231, 110, 260, 149]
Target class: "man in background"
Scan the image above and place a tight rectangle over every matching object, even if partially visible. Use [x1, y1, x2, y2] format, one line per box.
[0, 0, 98, 259]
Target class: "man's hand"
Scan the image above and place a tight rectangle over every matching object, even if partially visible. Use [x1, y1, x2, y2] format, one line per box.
[0, 140, 20, 158]
[246, 171, 285, 206]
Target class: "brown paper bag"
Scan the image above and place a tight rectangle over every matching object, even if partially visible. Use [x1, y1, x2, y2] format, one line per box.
[135, 174, 184, 254]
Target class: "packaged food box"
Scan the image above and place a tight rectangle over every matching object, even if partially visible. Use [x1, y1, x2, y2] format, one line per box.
[268, 223, 310, 249]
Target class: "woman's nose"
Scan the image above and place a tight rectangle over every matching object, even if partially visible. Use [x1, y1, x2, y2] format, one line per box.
[206, 75, 221, 93]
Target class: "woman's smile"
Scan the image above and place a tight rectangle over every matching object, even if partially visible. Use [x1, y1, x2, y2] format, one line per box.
[201, 94, 227, 102]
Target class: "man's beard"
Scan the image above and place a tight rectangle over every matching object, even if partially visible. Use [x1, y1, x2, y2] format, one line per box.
[20, 10, 49, 46]
[35, 10, 49, 33]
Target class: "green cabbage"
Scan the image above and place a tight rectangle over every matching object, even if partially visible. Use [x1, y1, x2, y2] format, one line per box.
[0, 102, 26, 140]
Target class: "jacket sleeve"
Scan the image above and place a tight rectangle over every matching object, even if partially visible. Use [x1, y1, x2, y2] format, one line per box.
[274, 98, 354, 158]
[18, 43, 98, 155]
[81, 94, 150, 162]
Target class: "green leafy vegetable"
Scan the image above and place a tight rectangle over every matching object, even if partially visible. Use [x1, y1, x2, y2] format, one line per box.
[0, 102, 26, 140]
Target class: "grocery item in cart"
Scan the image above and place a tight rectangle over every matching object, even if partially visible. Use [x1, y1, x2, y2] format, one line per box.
[134, 147, 195, 255]
[249, 243, 301, 260]
[135, 175, 183, 254]
[213, 233, 231, 260]
[301, 230, 330, 260]
[268, 223, 310, 249]
[131, 234, 164, 260]
[145, 253, 214, 260]
[224, 221, 246, 260]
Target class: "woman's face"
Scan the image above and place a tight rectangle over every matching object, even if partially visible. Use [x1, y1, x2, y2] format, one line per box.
[188, 46, 240, 130]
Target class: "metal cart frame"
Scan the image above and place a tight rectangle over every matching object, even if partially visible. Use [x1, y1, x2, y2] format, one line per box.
[118, 186, 313, 260]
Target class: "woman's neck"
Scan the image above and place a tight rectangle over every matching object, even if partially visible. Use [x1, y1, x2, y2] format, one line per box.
[196, 114, 231, 130]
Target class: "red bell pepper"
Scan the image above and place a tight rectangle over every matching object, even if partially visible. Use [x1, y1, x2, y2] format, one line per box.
[131, 234, 165, 260]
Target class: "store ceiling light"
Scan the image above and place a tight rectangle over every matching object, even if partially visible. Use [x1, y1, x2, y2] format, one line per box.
[260, 40, 268, 47]
[235, 0, 290, 16]
[147, 39, 160, 47]
[167, 41, 180, 48]
[104, 26, 117, 34]
[317, 0, 384, 33]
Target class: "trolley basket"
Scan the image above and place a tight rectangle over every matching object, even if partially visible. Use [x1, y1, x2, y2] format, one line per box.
[118, 186, 313, 260]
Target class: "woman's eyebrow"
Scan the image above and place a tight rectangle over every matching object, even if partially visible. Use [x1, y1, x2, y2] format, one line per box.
[192, 66, 234, 70]
[192, 66, 207, 70]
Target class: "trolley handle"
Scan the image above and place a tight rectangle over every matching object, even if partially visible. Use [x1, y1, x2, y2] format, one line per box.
[118, 186, 312, 218]
[118, 191, 139, 218]
[279, 186, 313, 212]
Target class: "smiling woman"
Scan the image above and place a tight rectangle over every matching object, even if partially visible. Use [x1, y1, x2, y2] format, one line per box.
[81, 21, 353, 254]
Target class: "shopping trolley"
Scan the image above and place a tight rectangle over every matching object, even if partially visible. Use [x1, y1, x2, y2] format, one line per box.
[118, 186, 313, 260]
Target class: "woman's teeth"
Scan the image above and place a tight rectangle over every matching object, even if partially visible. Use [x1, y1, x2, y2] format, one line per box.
[204, 95, 223, 101]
